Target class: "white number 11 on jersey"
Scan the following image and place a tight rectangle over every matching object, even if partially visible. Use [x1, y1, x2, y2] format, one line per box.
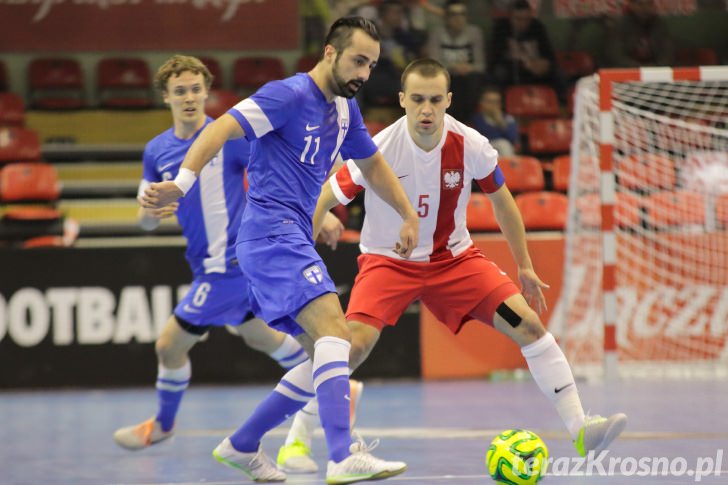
[300, 135, 320, 165]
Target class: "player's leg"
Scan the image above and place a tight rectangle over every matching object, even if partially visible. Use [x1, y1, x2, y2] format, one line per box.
[294, 295, 406, 483]
[113, 315, 203, 450]
[237, 314, 320, 473]
[277, 322, 376, 473]
[472, 292, 626, 456]
[235, 316, 308, 369]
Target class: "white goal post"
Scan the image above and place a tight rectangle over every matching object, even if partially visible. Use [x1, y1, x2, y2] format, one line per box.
[552, 67, 728, 379]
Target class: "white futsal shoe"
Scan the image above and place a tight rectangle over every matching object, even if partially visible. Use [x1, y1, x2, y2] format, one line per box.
[277, 379, 365, 474]
[575, 413, 628, 457]
[213, 437, 286, 482]
[326, 436, 407, 484]
[113, 417, 174, 450]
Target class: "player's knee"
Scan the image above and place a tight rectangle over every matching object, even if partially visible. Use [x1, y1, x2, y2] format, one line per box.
[155, 337, 185, 365]
[348, 321, 380, 370]
[513, 311, 546, 346]
[495, 303, 546, 346]
[238, 328, 274, 352]
[349, 337, 376, 370]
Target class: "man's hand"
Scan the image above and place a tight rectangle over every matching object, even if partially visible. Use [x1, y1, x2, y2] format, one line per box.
[141, 181, 184, 209]
[518, 267, 550, 314]
[394, 214, 419, 259]
[138, 201, 179, 220]
[318, 211, 345, 250]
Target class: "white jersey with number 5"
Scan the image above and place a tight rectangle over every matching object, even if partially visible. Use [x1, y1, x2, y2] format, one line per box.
[330, 113, 505, 262]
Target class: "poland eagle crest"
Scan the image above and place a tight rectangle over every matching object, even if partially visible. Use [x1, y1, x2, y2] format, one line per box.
[442, 169, 462, 190]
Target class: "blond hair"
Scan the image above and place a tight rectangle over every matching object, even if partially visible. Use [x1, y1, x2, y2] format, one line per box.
[154, 55, 213, 92]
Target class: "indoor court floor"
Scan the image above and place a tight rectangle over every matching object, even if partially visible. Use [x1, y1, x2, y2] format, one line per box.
[1, 378, 726, 484]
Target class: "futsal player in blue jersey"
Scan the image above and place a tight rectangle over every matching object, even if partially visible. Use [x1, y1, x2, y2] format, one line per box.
[113, 55, 343, 451]
[142, 19, 418, 484]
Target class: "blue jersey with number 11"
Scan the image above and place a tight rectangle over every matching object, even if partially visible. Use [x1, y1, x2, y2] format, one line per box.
[227, 73, 377, 243]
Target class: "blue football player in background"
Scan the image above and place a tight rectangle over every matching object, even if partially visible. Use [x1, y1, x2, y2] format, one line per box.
[143, 18, 419, 484]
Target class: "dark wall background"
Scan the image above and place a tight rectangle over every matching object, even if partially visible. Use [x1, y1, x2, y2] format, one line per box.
[0, 243, 420, 389]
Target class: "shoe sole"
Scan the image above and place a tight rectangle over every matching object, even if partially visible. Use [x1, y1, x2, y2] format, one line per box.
[280, 464, 319, 474]
[278, 457, 319, 474]
[594, 414, 628, 455]
[112, 431, 173, 451]
[326, 465, 407, 484]
[213, 449, 286, 483]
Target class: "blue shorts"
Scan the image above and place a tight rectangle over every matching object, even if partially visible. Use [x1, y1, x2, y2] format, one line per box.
[174, 272, 254, 331]
[236, 232, 337, 336]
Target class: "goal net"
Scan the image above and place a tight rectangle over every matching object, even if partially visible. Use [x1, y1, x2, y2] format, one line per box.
[552, 67, 728, 379]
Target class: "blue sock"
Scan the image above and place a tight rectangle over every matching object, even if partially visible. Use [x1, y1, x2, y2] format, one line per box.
[229, 361, 314, 452]
[313, 337, 352, 463]
[155, 362, 191, 432]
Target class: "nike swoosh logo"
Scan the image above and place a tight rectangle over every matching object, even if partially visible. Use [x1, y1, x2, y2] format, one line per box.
[397, 174, 409, 179]
[554, 383, 574, 393]
[344, 395, 351, 401]
[183, 304, 202, 314]
[305, 123, 320, 131]
[159, 161, 178, 171]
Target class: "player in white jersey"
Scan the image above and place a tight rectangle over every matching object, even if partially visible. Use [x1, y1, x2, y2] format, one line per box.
[112, 55, 348, 451]
[313, 58, 627, 460]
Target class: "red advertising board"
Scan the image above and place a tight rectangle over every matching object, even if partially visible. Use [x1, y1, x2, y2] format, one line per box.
[553, 0, 696, 18]
[0, 0, 299, 52]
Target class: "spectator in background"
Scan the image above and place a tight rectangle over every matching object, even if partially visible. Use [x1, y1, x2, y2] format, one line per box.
[489, 0, 565, 101]
[427, 0, 485, 122]
[301, 0, 332, 54]
[471, 85, 519, 156]
[361, 0, 427, 108]
[604, 0, 674, 67]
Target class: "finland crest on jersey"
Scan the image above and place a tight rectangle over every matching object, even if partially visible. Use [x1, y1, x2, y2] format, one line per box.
[303, 264, 324, 284]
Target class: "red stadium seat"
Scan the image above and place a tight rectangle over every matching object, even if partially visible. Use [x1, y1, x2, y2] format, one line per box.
[556, 51, 596, 81]
[645, 191, 705, 227]
[0, 162, 60, 202]
[364, 120, 387, 137]
[0, 127, 41, 163]
[295, 54, 319, 73]
[576, 192, 642, 229]
[233, 57, 285, 94]
[498, 156, 545, 193]
[466, 193, 499, 232]
[198, 56, 223, 89]
[205, 89, 240, 119]
[516, 191, 568, 230]
[675, 48, 719, 67]
[527, 118, 572, 155]
[505, 85, 560, 118]
[0, 92, 25, 126]
[552, 155, 570, 191]
[97, 57, 153, 108]
[28, 58, 85, 109]
[617, 153, 676, 191]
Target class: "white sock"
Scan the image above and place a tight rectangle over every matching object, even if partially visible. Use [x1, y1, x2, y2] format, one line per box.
[269, 334, 308, 369]
[285, 399, 319, 447]
[521, 332, 585, 439]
